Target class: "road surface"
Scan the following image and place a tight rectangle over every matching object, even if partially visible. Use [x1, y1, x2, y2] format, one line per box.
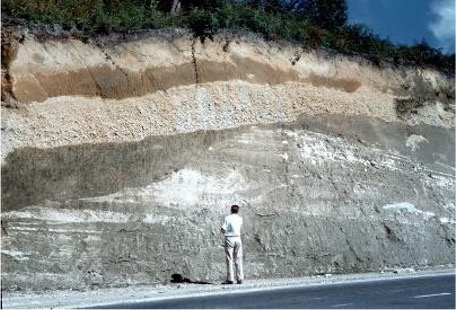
[90, 273, 455, 309]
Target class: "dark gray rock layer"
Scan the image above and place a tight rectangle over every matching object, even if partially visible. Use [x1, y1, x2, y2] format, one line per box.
[1, 114, 454, 291]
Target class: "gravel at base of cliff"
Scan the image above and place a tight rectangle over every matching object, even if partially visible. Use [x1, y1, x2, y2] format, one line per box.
[2, 266, 454, 309]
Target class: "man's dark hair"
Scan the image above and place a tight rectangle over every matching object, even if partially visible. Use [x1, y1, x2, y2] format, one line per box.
[231, 205, 240, 213]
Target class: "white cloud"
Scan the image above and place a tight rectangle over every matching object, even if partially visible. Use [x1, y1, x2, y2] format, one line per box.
[429, 0, 455, 53]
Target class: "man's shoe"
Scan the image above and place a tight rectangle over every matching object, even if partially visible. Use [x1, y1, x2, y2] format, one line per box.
[237, 280, 243, 284]
[221, 280, 234, 285]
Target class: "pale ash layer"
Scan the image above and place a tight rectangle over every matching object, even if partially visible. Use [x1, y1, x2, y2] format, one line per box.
[3, 78, 454, 164]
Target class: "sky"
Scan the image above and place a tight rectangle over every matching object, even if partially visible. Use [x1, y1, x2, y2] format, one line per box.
[347, 0, 455, 54]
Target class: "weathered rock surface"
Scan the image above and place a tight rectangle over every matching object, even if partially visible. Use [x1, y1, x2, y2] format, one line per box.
[1, 26, 454, 292]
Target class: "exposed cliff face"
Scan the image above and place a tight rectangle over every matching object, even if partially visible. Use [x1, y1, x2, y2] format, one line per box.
[2, 27, 454, 161]
[1, 26, 454, 292]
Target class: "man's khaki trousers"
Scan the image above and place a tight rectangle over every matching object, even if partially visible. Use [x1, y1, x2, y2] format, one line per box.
[225, 236, 244, 282]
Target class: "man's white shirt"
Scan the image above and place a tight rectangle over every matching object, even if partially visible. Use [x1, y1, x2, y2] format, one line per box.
[222, 214, 243, 237]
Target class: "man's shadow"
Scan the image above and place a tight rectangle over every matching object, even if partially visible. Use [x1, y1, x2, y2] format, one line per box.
[170, 273, 213, 285]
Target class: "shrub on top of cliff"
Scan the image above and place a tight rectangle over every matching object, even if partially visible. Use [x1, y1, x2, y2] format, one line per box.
[1, 0, 172, 32]
[85, 0, 173, 31]
[331, 25, 394, 61]
[220, 5, 275, 39]
[300, 0, 347, 31]
[181, 8, 219, 43]
[391, 40, 455, 75]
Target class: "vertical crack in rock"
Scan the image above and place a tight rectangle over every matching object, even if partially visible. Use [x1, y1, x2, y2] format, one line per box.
[222, 38, 231, 53]
[383, 223, 401, 243]
[98, 42, 129, 77]
[68, 40, 104, 97]
[1, 219, 8, 236]
[191, 37, 199, 84]
[290, 50, 302, 66]
[346, 238, 363, 264]
[436, 220, 456, 247]
[254, 233, 267, 251]
[97, 42, 137, 97]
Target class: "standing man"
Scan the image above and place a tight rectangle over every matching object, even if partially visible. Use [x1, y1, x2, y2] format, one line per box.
[221, 204, 244, 284]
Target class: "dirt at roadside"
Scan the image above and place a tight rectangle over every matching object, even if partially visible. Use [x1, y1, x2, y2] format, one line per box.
[2, 268, 454, 309]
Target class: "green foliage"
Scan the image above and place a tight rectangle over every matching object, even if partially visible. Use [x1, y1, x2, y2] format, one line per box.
[301, 0, 347, 30]
[181, 8, 220, 42]
[2, 0, 172, 31]
[2, 0, 454, 73]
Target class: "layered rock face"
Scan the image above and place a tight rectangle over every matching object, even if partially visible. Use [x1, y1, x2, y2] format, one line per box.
[1, 27, 454, 291]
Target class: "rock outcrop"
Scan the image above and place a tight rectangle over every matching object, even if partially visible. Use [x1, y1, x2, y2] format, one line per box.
[1, 25, 454, 291]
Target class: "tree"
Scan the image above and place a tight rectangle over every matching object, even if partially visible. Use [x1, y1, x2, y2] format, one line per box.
[302, 0, 347, 30]
[179, 0, 228, 11]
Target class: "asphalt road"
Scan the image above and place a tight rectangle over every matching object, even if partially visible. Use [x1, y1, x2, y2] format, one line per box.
[89, 274, 455, 309]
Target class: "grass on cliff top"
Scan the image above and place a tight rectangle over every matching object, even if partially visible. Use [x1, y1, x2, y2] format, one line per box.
[2, 0, 455, 74]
